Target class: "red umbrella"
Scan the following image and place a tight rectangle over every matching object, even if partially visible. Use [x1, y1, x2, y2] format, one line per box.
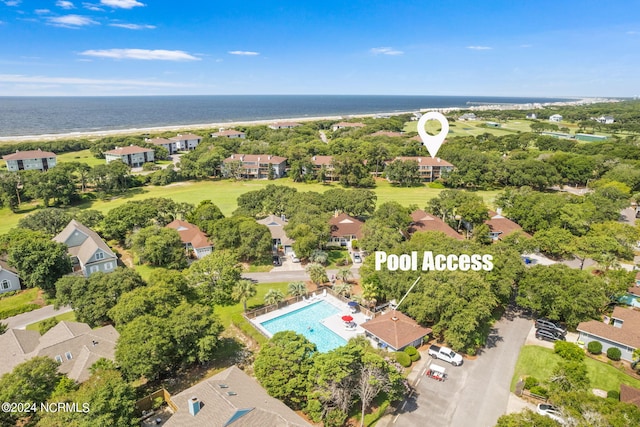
[341, 315, 354, 322]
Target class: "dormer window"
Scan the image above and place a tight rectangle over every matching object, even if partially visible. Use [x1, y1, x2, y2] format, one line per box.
[95, 252, 104, 260]
[65, 352, 73, 360]
[613, 318, 623, 328]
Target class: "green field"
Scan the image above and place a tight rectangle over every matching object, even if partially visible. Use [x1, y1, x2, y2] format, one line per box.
[56, 149, 105, 167]
[404, 118, 534, 137]
[0, 178, 500, 236]
[510, 345, 640, 393]
[0, 288, 41, 319]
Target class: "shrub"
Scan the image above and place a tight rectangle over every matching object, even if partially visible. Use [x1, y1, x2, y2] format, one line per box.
[607, 347, 622, 361]
[587, 341, 602, 355]
[554, 341, 585, 361]
[529, 385, 549, 398]
[38, 317, 59, 335]
[607, 390, 620, 400]
[524, 376, 539, 390]
[394, 351, 411, 367]
[309, 250, 328, 265]
[404, 346, 420, 362]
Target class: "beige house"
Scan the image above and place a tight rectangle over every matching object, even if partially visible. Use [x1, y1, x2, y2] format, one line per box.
[169, 133, 202, 151]
[309, 155, 336, 181]
[211, 129, 246, 139]
[387, 156, 454, 182]
[0, 321, 119, 383]
[2, 149, 57, 172]
[268, 121, 301, 130]
[223, 154, 287, 179]
[146, 137, 178, 155]
[164, 366, 311, 426]
[104, 145, 155, 167]
[257, 214, 294, 253]
[53, 220, 118, 277]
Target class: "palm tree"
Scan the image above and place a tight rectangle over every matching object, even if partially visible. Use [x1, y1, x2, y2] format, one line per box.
[231, 279, 257, 312]
[333, 282, 352, 297]
[264, 289, 285, 306]
[337, 267, 352, 284]
[598, 253, 620, 272]
[306, 263, 328, 287]
[288, 281, 307, 297]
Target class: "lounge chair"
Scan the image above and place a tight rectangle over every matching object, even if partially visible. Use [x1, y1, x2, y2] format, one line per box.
[322, 289, 327, 298]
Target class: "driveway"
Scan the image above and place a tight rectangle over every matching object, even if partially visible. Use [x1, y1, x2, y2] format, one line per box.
[3, 304, 73, 330]
[383, 308, 532, 427]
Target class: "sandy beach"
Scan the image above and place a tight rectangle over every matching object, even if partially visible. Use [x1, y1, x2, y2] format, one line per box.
[0, 97, 613, 143]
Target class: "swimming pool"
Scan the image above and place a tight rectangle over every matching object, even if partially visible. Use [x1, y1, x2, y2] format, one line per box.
[260, 300, 347, 353]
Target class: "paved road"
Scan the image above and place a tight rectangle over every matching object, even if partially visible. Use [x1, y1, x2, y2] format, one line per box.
[386, 309, 532, 427]
[3, 304, 73, 330]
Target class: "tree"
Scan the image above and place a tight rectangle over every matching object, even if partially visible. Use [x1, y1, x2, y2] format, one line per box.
[306, 263, 328, 287]
[254, 331, 316, 409]
[495, 410, 561, 427]
[212, 217, 272, 263]
[288, 281, 308, 297]
[232, 279, 257, 312]
[385, 159, 421, 186]
[131, 226, 187, 269]
[0, 171, 24, 211]
[25, 166, 78, 207]
[89, 160, 130, 194]
[17, 208, 72, 236]
[186, 200, 224, 234]
[549, 360, 590, 393]
[8, 235, 72, 297]
[531, 227, 575, 259]
[185, 250, 241, 305]
[264, 289, 285, 306]
[333, 282, 352, 297]
[356, 352, 404, 427]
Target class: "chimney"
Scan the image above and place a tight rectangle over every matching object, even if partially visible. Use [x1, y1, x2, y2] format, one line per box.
[418, 158, 421, 163]
[268, 155, 272, 160]
[334, 209, 339, 218]
[230, 154, 234, 159]
[496, 207, 503, 216]
[188, 396, 200, 416]
[219, 127, 225, 132]
[92, 340, 98, 346]
[312, 156, 316, 161]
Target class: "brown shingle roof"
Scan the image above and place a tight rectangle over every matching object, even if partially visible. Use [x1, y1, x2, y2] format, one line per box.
[333, 122, 365, 128]
[147, 137, 173, 145]
[329, 213, 364, 239]
[212, 129, 245, 137]
[256, 215, 294, 246]
[409, 210, 463, 240]
[53, 220, 117, 265]
[361, 311, 432, 350]
[166, 220, 212, 250]
[485, 211, 531, 239]
[311, 155, 333, 166]
[170, 133, 202, 140]
[394, 156, 454, 167]
[3, 149, 56, 161]
[369, 130, 403, 137]
[621, 384, 640, 409]
[104, 145, 154, 156]
[577, 307, 640, 349]
[223, 154, 287, 164]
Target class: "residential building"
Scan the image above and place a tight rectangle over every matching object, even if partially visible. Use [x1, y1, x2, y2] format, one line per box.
[170, 133, 202, 151]
[0, 259, 21, 294]
[309, 155, 336, 181]
[549, 114, 563, 122]
[163, 365, 312, 426]
[268, 121, 301, 130]
[369, 130, 404, 138]
[2, 149, 57, 172]
[257, 214, 294, 254]
[328, 212, 363, 247]
[331, 122, 365, 131]
[458, 113, 477, 121]
[361, 310, 432, 352]
[223, 154, 287, 179]
[484, 209, 530, 241]
[210, 128, 246, 139]
[0, 321, 119, 383]
[387, 156, 454, 182]
[165, 219, 213, 259]
[104, 145, 155, 167]
[53, 220, 118, 277]
[577, 306, 640, 362]
[146, 137, 178, 155]
[408, 209, 463, 240]
[526, 113, 537, 119]
[596, 115, 615, 124]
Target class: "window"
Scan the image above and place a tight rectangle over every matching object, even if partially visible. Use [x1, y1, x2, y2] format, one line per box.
[1, 280, 9, 290]
[105, 262, 114, 270]
[95, 251, 104, 260]
[55, 355, 63, 363]
[89, 265, 99, 273]
[65, 352, 73, 361]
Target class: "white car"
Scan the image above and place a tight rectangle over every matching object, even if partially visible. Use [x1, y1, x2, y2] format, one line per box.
[290, 252, 300, 263]
[536, 404, 565, 424]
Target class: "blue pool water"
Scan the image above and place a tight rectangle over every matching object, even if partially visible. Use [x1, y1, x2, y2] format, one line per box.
[260, 301, 347, 353]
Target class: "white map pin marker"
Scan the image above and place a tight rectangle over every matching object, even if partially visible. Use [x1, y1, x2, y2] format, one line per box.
[417, 112, 449, 158]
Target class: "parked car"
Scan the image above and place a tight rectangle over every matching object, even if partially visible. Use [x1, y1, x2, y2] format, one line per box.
[535, 318, 567, 336]
[290, 252, 300, 263]
[353, 253, 362, 263]
[536, 403, 566, 424]
[535, 328, 566, 342]
[272, 256, 281, 266]
[428, 345, 463, 366]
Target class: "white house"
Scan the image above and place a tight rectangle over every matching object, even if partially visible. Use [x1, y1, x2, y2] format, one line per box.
[170, 133, 202, 151]
[0, 260, 20, 294]
[53, 220, 118, 277]
[459, 113, 477, 121]
[223, 154, 288, 179]
[549, 114, 563, 122]
[526, 113, 537, 119]
[210, 129, 246, 139]
[104, 145, 155, 167]
[146, 137, 178, 155]
[2, 149, 57, 172]
[597, 116, 615, 124]
[268, 121, 301, 130]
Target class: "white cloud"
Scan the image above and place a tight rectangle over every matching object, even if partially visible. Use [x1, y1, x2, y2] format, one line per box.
[82, 2, 103, 11]
[100, 0, 144, 9]
[627, 31, 639, 35]
[80, 48, 200, 61]
[0, 73, 191, 88]
[109, 23, 155, 30]
[370, 47, 403, 56]
[48, 14, 98, 28]
[228, 50, 260, 56]
[3, 1, 21, 6]
[466, 45, 493, 50]
[35, 9, 51, 14]
[56, 1, 75, 9]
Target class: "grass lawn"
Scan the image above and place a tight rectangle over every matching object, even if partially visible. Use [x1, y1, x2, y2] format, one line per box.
[0, 288, 42, 319]
[404, 119, 529, 138]
[511, 345, 640, 393]
[26, 310, 76, 331]
[56, 149, 104, 167]
[216, 281, 290, 327]
[0, 178, 500, 236]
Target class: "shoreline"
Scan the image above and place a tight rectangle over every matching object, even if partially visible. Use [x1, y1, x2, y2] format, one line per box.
[0, 97, 615, 143]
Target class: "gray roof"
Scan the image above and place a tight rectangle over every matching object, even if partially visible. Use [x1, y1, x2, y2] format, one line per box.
[256, 215, 294, 246]
[0, 259, 19, 275]
[0, 321, 119, 383]
[53, 220, 117, 265]
[165, 366, 311, 427]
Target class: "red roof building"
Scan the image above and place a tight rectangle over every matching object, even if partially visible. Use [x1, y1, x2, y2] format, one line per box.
[409, 210, 463, 240]
[166, 220, 213, 259]
[328, 213, 364, 246]
[361, 311, 432, 351]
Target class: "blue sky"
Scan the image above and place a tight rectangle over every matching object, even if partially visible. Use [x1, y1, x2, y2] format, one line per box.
[1, 0, 639, 96]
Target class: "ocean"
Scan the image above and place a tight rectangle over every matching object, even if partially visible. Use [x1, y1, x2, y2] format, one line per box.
[0, 95, 573, 137]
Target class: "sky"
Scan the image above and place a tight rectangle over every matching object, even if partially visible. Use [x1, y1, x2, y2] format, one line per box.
[0, 0, 639, 97]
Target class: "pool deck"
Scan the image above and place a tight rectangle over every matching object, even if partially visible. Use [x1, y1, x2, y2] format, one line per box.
[251, 293, 371, 345]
